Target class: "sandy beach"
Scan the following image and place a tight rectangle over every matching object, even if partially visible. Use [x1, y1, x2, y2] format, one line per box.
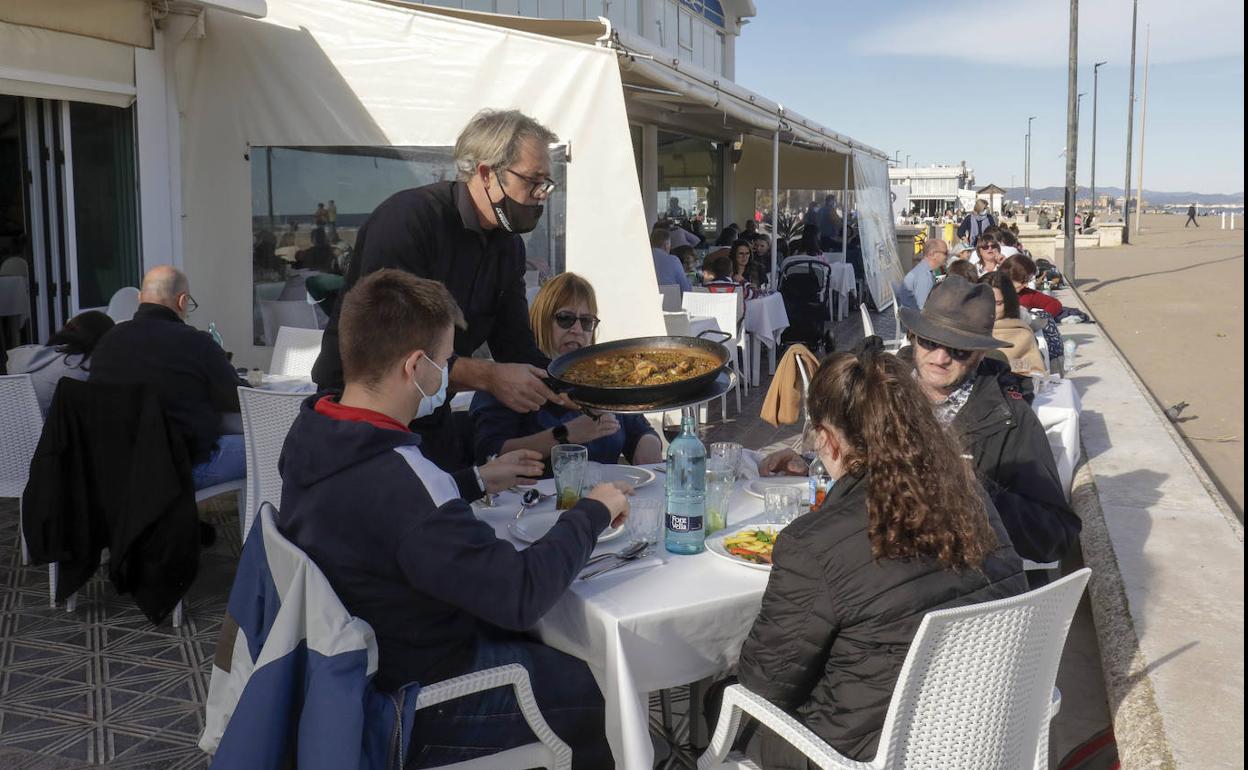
[1068, 212, 1245, 515]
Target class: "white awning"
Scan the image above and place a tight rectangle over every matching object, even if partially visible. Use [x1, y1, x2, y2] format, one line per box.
[0, 0, 153, 48]
[0, 19, 137, 108]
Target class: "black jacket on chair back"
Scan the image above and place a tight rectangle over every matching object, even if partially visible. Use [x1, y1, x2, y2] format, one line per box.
[21, 379, 200, 623]
[736, 474, 1027, 763]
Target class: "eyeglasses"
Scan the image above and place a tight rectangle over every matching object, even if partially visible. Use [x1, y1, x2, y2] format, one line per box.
[553, 311, 600, 332]
[183, 293, 199, 313]
[500, 167, 557, 198]
[913, 334, 975, 361]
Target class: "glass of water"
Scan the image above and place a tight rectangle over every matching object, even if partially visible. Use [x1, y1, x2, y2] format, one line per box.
[764, 486, 803, 525]
[705, 459, 736, 535]
[625, 497, 664, 546]
[552, 444, 589, 510]
[709, 442, 744, 479]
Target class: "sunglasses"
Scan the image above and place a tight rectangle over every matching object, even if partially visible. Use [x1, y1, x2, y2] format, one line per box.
[554, 311, 600, 332]
[914, 334, 975, 361]
[978, 244, 1000, 252]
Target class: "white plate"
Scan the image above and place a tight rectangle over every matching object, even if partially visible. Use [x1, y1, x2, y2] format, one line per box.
[509, 510, 625, 544]
[705, 522, 787, 572]
[596, 465, 657, 489]
[744, 477, 807, 499]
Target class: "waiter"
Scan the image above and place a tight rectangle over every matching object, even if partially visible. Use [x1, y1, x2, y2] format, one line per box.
[312, 109, 565, 470]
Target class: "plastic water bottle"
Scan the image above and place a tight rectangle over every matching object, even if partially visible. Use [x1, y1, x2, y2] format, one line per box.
[208, 322, 224, 348]
[808, 456, 832, 512]
[1062, 338, 1077, 370]
[664, 412, 706, 555]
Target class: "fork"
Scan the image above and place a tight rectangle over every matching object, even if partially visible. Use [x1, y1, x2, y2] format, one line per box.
[580, 545, 655, 580]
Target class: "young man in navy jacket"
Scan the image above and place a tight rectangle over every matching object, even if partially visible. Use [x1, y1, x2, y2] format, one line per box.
[278, 269, 628, 768]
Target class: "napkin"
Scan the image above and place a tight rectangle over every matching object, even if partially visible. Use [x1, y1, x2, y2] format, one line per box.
[737, 449, 762, 480]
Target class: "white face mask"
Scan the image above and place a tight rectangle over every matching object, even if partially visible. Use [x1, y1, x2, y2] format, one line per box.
[413, 355, 449, 419]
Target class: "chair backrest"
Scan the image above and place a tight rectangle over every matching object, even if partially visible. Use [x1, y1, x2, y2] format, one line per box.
[662, 311, 692, 336]
[270, 326, 325, 378]
[106, 287, 141, 322]
[859, 303, 875, 337]
[874, 568, 1091, 769]
[682, 291, 739, 345]
[239, 387, 308, 540]
[658, 284, 683, 312]
[1035, 332, 1051, 373]
[0, 256, 29, 279]
[259, 300, 321, 346]
[0, 375, 43, 496]
[892, 297, 902, 339]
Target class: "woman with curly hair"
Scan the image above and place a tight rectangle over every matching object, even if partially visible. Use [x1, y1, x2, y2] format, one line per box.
[731, 338, 1027, 766]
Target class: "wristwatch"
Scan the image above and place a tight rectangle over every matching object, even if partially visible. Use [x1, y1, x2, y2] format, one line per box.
[552, 423, 570, 444]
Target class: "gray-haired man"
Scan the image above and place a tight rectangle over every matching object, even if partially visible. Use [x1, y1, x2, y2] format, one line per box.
[312, 109, 568, 470]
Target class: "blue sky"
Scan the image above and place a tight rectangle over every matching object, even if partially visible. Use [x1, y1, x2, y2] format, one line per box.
[734, 0, 1245, 195]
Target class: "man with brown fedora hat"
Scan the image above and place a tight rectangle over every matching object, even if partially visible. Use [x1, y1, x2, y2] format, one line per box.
[899, 276, 1080, 569]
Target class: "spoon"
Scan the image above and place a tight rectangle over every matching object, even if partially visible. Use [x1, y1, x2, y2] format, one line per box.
[515, 488, 552, 520]
[581, 540, 648, 572]
[580, 543, 653, 580]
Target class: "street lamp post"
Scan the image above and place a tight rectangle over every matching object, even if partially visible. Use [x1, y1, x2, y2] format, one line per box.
[1091, 60, 1107, 214]
[1025, 116, 1036, 218]
[1123, 0, 1138, 242]
[1077, 94, 1086, 207]
[1064, 0, 1080, 280]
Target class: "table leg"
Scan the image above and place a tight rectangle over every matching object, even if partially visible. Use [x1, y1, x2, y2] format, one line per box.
[688, 677, 710, 750]
[750, 337, 762, 386]
[768, 341, 778, 375]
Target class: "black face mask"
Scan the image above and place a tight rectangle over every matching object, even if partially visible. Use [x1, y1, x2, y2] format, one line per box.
[489, 173, 544, 234]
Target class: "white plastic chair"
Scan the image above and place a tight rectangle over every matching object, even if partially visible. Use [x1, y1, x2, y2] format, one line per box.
[0, 375, 43, 567]
[859, 303, 875, 337]
[682, 291, 744, 419]
[270, 326, 324, 378]
[256, 503, 572, 770]
[658, 284, 683, 312]
[699, 568, 1091, 770]
[105, 287, 141, 322]
[1035, 332, 1052, 374]
[259, 300, 321, 347]
[238, 387, 306, 541]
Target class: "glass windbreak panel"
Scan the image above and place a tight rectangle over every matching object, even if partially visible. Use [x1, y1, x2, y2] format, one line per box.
[656, 131, 721, 240]
[69, 102, 140, 310]
[249, 145, 567, 346]
[753, 187, 853, 247]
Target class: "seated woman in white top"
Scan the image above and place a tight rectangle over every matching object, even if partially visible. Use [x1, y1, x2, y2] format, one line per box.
[7, 310, 115, 416]
[980, 272, 1047, 375]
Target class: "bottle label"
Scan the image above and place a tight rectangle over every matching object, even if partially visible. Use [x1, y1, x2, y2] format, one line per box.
[666, 513, 704, 533]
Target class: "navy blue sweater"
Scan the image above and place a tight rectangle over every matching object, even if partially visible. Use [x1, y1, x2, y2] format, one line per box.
[277, 397, 611, 691]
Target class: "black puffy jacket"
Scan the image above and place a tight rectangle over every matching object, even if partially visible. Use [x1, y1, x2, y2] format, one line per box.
[737, 474, 1027, 763]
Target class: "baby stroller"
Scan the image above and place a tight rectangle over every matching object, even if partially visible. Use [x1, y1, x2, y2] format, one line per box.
[778, 258, 834, 353]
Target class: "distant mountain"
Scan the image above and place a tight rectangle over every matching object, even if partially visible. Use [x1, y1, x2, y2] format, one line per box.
[1008, 186, 1243, 206]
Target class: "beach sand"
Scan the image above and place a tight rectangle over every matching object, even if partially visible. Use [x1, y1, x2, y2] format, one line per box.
[1067, 212, 1244, 516]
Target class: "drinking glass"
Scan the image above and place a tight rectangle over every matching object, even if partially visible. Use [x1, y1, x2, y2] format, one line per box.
[709, 442, 743, 479]
[764, 487, 803, 525]
[625, 497, 664, 546]
[552, 444, 589, 510]
[705, 459, 735, 535]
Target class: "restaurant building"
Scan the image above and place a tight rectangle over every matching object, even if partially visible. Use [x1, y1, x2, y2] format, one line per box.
[887, 162, 978, 217]
[1, 0, 899, 365]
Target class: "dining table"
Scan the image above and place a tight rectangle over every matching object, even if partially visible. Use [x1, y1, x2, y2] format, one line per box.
[474, 466, 777, 770]
[743, 292, 789, 386]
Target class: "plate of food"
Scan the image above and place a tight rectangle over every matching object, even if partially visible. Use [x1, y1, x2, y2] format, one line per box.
[706, 523, 785, 571]
[509, 510, 625, 545]
[744, 477, 807, 499]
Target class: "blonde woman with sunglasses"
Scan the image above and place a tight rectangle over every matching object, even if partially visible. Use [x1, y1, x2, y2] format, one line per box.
[469, 273, 663, 467]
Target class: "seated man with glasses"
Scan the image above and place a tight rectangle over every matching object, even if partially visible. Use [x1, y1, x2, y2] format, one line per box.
[313, 109, 572, 473]
[89, 266, 247, 491]
[898, 276, 1080, 570]
[471, 273, 663, 469]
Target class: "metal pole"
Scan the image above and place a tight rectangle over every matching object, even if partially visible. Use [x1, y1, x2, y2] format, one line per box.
[1026, 116, 1036, 217]
[771, 129, 780, 288]
[1092, 60, 1107, 214]
[841, 157, 849, 252]
[1064, 0, 1079, 280]
[1123, 0, 1138, 241]
[1135, 25, 1150, 234]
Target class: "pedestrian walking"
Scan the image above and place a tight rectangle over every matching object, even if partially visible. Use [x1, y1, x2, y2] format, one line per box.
[1185, 204, 1199, 228]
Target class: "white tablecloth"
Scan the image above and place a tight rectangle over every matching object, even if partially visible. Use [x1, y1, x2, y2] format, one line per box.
[1031, 378, 1082, 497]
[475, 476, 770, 770]
[825, 263, 855, 321]
[744, 293, 789, 385]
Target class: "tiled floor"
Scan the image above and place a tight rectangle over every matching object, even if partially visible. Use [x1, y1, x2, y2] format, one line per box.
[0, 305, 1107, 768]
